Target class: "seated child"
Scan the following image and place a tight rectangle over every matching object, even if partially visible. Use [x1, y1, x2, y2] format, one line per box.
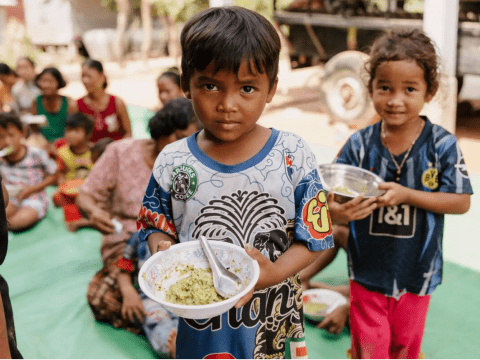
[116, 233, 178, 358]
[156, 67, 184, 108]
[52, 112, 95, 232]
[137, 7, 335, 359]
[90, 137, 113, 163]
[0, 112, 57, 231]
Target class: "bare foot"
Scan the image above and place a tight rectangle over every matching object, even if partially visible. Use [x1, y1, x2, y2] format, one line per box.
[167, 329, 177, 359]
[65, 218, 92, 232]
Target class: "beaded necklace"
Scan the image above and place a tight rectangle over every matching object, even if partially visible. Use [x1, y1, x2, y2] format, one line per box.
[381, 119, 424, 181]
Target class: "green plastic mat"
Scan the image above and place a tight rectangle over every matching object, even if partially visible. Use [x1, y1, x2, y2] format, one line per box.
[1, 108, 479, 358]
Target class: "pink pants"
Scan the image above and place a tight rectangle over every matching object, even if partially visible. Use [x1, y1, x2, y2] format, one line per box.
[349, 280, 430, 359]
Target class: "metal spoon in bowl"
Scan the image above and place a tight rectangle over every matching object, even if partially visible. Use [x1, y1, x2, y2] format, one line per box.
[199, 236, 244, 299]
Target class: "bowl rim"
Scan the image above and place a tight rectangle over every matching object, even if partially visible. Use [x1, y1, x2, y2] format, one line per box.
[138, 240, 260, 311]
[302, 288, 348, 317]
[318, 163, 385, 198]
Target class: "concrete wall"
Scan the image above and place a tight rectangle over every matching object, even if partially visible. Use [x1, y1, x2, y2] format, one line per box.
[69, 0, 117, 35]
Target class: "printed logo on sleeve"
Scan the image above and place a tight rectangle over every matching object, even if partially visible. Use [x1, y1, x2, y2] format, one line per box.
[369, 205, 416, 238]
[303, 190, 332, 240]
[171, 164, 198, 202]
[455, 152, 469, 179]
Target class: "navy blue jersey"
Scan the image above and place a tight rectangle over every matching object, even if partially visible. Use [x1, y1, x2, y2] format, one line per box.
[335, 117, 473, 297]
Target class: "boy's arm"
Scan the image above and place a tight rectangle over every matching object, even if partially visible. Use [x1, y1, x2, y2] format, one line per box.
[254, 242, 319, 290]
[377, 182, 471, 214]
[147, 232, 177, 255]
[16, 173, 57, 201]
[235, 243, 320, 308]
[116, 271, 146, 323]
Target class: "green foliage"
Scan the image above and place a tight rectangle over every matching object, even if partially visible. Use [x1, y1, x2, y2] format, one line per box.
[99, 0, 295, 23]
[151, 0, 209, 22]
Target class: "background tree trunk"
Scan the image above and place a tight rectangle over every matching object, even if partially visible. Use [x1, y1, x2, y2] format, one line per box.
[141, 0, 153, 61]
[115, 0, 130, 65]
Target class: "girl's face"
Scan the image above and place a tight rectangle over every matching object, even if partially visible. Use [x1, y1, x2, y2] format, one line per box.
[37, 72, 59, 96]
[157, 76, 183, 106]
[16, 59, 36, 82]
[81, 66, 105, 93]
[370, 60, 435, 129]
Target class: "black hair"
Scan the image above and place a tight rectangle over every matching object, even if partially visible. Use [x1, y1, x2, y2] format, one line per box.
[0, 63, 16, 76]
[181, 6, 281, 89]
[367, 29, 439, 95]
[17, 57, 36, 68]
[65, 112, 94, 135]
[148, 97, 198, 140]
[0, 112, 23, 132]
[83, 58, 108, 89]
[157, 67, 181, 88]
[35, 67, 67, 89]
[91, 137, 114, 162]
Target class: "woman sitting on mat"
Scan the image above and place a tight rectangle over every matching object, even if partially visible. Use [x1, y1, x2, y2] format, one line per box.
[76, 98, 199, 341]
[73, 59, 132, 143]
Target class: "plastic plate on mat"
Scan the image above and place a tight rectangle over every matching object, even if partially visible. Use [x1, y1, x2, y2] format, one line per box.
[303, 288, 348, 322]
[138, 240, 260, 320]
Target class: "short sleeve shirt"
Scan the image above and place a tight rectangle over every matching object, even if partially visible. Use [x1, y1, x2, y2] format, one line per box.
[0, 146, 57, 208]
[335, 117, 473, 297]
[137, 129, 334, 359]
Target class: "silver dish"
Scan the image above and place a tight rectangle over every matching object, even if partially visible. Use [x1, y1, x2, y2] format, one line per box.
[319, 163, 386, 204]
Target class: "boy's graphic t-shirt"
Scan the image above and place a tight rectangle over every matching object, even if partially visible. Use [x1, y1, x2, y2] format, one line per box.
[138, 129, 334, 359]
[335, 117, 473, 297]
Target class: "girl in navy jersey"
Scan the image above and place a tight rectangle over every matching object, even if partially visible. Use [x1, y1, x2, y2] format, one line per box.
[329, 29, 473, 359]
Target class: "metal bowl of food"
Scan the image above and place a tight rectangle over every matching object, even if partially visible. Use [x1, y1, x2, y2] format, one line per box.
[319, 163, 385, 204]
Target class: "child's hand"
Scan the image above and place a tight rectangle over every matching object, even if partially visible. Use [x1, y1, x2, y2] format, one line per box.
[327, 192, 377, 225]
[90, 208, 116, 234]
[317, 302, 349, 335]
[376, 182, 409, 207]
[147, 233, 176, 255]
[235, 244, 274, 309]
[16, 186, 35, 201]
[121, 287, 147, 323]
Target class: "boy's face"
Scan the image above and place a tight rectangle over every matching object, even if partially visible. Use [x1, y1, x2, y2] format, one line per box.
[65, 127, 88, 148]
[0, 124, 24, 155]
[183, 60, 277, 144]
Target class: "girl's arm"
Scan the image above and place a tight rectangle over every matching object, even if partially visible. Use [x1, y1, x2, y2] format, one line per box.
[115, 97, 132, 138]
[377, 182, 471, 214]
[30, 98, 37, 115]
[67, 98, 78, 114]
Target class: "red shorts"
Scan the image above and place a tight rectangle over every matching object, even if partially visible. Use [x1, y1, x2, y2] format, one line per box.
[349, 280, 430, 359]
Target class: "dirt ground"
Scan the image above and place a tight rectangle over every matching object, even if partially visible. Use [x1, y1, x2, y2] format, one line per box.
[59, 57, 480, 175]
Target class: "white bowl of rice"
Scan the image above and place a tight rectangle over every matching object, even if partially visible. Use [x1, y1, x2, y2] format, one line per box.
[138, 240, 260, 320]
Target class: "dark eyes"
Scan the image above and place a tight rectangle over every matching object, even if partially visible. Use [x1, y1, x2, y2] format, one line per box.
[204, 84, 218, 91]
[242, 86, 255, 94]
